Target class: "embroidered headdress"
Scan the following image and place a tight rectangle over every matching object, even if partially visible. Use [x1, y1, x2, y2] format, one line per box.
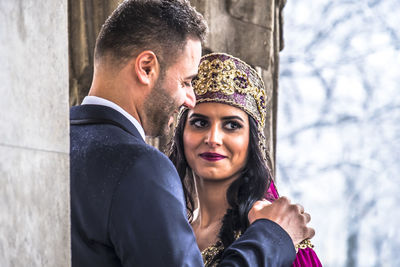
[190, 52, 268, 161]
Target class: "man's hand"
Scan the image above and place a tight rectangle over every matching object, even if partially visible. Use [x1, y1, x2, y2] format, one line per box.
[248, 197, 315, 245]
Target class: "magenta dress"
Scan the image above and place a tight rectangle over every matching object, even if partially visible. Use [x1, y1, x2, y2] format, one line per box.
[265, 181, 323, 267]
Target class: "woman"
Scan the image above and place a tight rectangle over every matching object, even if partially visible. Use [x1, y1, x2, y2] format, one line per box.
[169, 53, 321, 266]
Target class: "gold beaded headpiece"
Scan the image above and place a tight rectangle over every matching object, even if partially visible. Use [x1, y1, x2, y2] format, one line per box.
[190, 52, 268, 161]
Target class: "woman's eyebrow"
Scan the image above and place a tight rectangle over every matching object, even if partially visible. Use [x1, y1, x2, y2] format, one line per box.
[189, 113, 244, 122]
[189, 113, 209, 119]
[221, 116, 245, 122]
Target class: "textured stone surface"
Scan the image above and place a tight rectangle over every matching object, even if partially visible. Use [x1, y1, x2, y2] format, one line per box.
[261, 67, 277, 173]
[0, 0, 69, 154]
[192, 0, 274, 69]
[68, 0, 120, 106]
[0, 147, 70, 267]
[0, 0, 70, 266]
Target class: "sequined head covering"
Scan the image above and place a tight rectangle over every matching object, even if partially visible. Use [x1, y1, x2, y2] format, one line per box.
[190, 52, 268, 161]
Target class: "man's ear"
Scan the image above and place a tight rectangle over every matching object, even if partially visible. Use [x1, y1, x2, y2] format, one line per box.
[135, 51, 160, 85]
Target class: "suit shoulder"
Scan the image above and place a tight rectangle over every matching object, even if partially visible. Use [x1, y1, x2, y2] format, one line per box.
[124, 144, 177, 176]
[115, 143, 184, 203]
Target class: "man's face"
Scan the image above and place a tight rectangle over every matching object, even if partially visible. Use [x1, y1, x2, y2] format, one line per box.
[143, 38, 202, 137]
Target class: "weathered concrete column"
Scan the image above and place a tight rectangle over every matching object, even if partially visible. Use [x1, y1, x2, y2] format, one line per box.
[0, 1, 70, 266]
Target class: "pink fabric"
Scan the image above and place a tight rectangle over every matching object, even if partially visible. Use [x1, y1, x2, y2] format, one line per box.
[265, 181, 323, 267]
[294, 248, 322, 267]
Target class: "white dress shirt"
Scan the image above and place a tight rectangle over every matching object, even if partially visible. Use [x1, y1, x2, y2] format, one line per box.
[81, 96, 146, 141]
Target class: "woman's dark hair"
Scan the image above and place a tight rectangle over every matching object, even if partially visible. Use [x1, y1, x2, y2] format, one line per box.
[168, 108, 272, 253]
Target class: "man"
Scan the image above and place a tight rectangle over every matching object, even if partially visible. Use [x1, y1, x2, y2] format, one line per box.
[70, 0, 315, 266]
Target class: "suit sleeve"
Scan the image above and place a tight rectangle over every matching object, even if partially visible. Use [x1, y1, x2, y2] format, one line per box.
[219, 219, 296, 267]
[108, 148, 204, 267]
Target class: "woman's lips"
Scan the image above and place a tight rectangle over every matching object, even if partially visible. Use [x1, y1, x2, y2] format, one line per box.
[199, 152, 227, 161]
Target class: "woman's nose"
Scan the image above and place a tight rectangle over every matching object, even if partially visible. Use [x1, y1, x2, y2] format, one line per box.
[204, 125, 222, 146]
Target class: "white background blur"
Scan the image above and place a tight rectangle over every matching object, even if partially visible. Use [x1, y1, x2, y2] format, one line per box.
[276, 0, 400, 266]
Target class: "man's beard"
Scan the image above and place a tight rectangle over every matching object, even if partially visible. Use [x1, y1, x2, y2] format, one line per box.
[143, 76, 178, 138]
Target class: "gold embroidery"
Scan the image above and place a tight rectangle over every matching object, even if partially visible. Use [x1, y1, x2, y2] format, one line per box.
[295, 239, 315, 253]
[201, 231, 242, 267]
[201, 240, 224, 267]
[192, 57, 267, 129]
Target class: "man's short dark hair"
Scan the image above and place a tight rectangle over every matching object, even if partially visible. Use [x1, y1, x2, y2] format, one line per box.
[94, 0, 208, 69]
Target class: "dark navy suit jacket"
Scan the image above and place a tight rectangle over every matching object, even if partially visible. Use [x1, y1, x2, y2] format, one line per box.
[70, 104, 296, 266]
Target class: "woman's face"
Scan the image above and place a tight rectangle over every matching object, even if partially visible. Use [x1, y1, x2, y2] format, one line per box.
[183, 102, 250, 182]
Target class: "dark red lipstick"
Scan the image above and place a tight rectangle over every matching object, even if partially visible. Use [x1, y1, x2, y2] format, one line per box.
[199, 152, 226, 161]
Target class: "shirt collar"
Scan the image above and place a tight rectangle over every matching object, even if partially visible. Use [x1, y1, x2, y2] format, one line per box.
[81, 96, 146, 141]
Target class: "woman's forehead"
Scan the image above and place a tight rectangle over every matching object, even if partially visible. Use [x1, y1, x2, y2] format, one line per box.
[189, 102, 248, 119]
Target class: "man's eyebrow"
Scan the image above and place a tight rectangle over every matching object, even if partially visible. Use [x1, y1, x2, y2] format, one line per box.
[185, 73, 198, 81]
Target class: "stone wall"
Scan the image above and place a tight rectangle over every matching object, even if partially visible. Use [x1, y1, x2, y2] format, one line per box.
[0, 1, 70, 266]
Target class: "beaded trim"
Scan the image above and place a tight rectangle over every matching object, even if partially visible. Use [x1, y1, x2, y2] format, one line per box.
[295, 239, 314, 253]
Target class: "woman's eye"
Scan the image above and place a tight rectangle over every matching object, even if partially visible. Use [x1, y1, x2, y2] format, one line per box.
[183, 82, 191, 87]
[190, 119, 208, 128]
[225, 121, 242, 130]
